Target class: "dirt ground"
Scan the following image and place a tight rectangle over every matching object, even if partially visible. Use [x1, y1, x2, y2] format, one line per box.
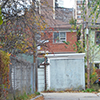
[34, 96, 44, 100]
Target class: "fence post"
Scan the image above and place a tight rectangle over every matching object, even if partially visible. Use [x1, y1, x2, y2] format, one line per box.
[21, 62, 23, 94]
[31, 64, 33, 93]
[34, 63, 36, 92]
[13, 60, 16, 99]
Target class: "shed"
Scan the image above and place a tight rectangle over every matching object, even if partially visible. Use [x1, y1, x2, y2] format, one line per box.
[38, 53, 85, 92]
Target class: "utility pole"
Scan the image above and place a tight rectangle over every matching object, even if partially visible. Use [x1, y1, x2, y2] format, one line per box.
[86, 0, 90, 88]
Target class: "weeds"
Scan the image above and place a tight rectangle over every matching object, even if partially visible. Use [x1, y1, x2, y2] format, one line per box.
[7, 91, 41, 100]
[82, 88, 95, 92]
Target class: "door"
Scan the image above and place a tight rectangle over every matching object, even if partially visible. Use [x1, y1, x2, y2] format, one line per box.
[50, 59, 84, 91]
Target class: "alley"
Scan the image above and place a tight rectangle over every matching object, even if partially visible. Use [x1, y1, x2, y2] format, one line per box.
[42, 93, 100, 100]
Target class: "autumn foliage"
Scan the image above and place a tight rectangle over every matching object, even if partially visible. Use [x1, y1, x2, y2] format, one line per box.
[0, 50, 10, 99]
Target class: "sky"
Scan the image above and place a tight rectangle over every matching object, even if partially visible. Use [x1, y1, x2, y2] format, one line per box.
[63, 0, 75, 8]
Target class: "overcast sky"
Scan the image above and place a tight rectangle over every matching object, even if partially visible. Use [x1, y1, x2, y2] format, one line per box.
[63, 0, 75, 8]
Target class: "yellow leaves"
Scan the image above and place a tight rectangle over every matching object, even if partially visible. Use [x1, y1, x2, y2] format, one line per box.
[92, 16, 94, 19]
[92, 72, 95, 75]
[46, 53, 48, 55]
[7, 52, 11, 57]
[41, 32, 44, 36]
[40, 47, 42, 50]
[37, 23, 40, 26]
[71, 25, 74, 29]
[0, 50, 10, 95]
[95, 20, 97, 23]
[90, 8, 92, 11]
[84, 18, 86, 21]
[28, 43, 32, 47]
[40, 25, 45, 30]
[43, 54, 45, 57]
[8, 84, 10, 89]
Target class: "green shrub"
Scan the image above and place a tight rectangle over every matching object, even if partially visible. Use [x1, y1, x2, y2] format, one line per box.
[0, 50, 10, 99]
[90, 67, 98, 85]
[83, 88, 95, 92]
[15, 93, 29, 100]
[91, 84, 100, 92]
[35, 92, 40, 95]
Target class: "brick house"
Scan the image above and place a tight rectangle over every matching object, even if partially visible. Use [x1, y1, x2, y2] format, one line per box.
[37, 0, 85, 92]
[38, 19, 78, 54]
[37, 0, 77, 54]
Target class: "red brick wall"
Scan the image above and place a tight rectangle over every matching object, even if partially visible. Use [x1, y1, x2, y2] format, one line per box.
[40, 32, 77, 53]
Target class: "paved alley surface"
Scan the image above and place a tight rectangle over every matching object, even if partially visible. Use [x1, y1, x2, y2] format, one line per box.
[42, 93, 100, 100]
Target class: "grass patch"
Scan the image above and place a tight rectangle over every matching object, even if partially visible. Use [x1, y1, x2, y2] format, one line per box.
[6, 92, 41, 100]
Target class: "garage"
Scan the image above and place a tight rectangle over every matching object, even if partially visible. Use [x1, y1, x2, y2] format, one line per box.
[45, 53, 85, 91]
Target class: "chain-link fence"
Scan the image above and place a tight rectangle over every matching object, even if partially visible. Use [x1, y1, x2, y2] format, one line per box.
[7, 56, 34, 100]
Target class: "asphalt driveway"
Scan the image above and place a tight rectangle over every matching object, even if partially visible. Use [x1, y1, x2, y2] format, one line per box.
[42, 93, 100, 100]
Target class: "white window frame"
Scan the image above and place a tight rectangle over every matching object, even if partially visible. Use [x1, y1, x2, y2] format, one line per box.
[77, 5, 82, 9]
[53, 32, 66, 43]
[78, 10, 81, 14]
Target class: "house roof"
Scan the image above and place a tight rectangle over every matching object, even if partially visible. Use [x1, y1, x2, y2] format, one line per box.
[39, 0, 76, 30]
[46, 18, 74, 29]
[55, 7, 74, 23]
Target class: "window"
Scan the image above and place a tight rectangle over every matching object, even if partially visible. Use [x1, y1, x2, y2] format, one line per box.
[78, 10, 81, 14]
[77, 15, 81, 18]
[77, 5, 81, 9]
[95, 63, 100, 69]
[82, 1, 85, 4]
[53, 32, 66, 43]
[77, 1, 81, 4]
[78, 20, 83, 23]
[96, 31, 100, 44]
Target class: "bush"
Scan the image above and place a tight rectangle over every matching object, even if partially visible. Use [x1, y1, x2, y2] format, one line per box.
[0, 50, 10, 99]
[85, 66, 98, 88]
[90, 67, 98, 85]
[83, 88, 95, 92]
[35, 92, 40, 95]
[15, 93, 29, 100]
[91, 84, 100, 92]
[15, 92, 41, 100]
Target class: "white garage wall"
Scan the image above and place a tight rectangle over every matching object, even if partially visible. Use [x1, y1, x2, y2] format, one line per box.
[46, 53, 85, 91]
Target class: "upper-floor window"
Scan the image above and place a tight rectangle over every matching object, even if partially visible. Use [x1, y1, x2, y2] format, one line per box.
[78, 10, 81, 14]
[77, 5, 82, 9]
[53, 32, 66, 43]
[77, 1, 81, 4]
[96, 31, 100, 44]
[77, 15, 81, 18]
[82, 1, 85, 4]
[78, 20, 83, 23]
